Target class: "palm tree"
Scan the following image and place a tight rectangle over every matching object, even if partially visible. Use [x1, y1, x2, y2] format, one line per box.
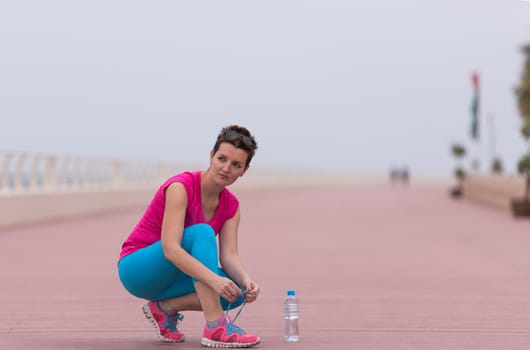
[512, 43, 530, 215]
[515, 44, 530, 120]
[450, 143, 466, 197]
[517, 119, 530, 202]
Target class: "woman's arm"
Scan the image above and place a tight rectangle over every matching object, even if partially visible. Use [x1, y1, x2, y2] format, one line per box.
[161, 183, 242, 300]
[219, 208, 260, 303]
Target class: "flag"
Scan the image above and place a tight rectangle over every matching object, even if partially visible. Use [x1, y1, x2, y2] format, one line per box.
[470, 72, 480, 141]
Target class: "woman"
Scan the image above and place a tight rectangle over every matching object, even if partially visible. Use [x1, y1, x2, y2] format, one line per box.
[117, 125, 260, 348]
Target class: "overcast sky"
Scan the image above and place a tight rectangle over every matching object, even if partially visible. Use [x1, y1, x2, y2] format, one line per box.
[1, 1, 530, 178]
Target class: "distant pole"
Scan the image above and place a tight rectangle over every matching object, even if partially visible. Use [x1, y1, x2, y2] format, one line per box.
[470, 71, 481, 171]
[470, 72, 480, 142]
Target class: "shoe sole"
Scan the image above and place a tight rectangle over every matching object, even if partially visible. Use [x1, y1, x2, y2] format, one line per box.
[142, 304, 185, 343]
[200, 337, 261, 348]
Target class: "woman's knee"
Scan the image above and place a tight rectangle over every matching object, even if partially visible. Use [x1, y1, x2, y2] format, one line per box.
[187, 223, 215, 236]
[181, 224, 218, 271]
[182, 223, 216, 248]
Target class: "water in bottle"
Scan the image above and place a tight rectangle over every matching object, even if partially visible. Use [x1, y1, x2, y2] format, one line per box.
[284, 289, 299, 342]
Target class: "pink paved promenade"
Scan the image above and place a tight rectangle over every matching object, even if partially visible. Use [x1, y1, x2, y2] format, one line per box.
[2, 182, 530, 349]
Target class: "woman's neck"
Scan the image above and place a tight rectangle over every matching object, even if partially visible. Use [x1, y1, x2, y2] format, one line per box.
[201, 169, 223, 197]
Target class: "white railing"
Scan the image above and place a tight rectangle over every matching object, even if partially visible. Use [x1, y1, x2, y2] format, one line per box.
[0, 150, 178, 194]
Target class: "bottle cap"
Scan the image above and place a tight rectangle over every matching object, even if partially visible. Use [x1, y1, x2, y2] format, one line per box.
[287, 290, 295, 296]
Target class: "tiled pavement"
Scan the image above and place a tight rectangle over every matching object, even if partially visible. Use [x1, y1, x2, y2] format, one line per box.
[2, 182, 530, 349]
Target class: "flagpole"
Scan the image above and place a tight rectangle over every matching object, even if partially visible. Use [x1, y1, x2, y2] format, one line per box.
[470, 71, 481, 171]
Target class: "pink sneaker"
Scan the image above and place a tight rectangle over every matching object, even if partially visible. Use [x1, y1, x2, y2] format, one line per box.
[201, 316, 260, 348]
[142, 301, 185, 343]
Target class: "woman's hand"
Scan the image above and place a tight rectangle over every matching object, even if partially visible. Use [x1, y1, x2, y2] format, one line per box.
[242, 279, 260, 303]
[210, 276, 243, 303]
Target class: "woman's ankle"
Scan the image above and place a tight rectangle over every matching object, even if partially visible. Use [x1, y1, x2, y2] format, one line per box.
[158, 300, 176, 313]
[204, 310, 225, 324]
[206, 318, 222, 328]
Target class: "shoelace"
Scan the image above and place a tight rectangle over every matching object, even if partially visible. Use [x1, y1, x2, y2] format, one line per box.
[225, 320, 246, 335]
[163, 310, 184, 332]
[225, 289, 247, 324]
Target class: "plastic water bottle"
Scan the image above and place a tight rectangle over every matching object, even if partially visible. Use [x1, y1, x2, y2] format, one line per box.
[283, 290, 299, 342]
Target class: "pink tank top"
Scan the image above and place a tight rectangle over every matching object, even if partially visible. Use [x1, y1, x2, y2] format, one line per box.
[119, 171, 239, 260]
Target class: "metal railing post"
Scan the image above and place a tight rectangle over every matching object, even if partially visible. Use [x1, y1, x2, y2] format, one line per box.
[44, 156, 57, 191]
[0, 149, 177, 194]
[0, 151, 13, 193]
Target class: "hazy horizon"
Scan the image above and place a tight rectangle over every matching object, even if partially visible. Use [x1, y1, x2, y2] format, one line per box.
[1, 1, 530, 178]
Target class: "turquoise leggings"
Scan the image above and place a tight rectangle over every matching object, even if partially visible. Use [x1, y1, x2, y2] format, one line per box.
[118, 223, 244, 310]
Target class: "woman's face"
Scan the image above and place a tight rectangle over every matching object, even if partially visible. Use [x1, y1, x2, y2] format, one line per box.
[209, 142, 249, 186]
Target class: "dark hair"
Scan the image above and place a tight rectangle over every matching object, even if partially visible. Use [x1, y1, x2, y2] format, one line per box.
[213, 125, 258, 167]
